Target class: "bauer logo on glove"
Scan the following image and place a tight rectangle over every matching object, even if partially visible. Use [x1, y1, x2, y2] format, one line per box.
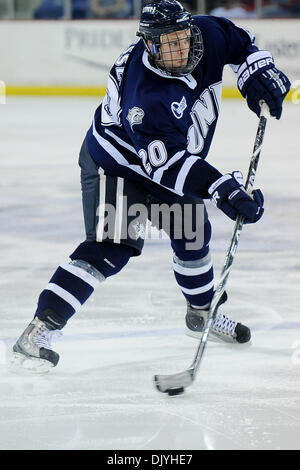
[208, 171, 264, 224]
[237, 51, 290, 119]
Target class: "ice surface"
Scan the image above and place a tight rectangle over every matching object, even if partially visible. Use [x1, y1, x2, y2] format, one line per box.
[0, 97, 299, 450]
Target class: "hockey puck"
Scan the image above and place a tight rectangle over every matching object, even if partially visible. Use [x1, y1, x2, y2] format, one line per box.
[167, 387, 185, 396]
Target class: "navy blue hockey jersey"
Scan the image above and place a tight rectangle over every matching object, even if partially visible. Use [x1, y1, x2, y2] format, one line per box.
[86, 16, 263, 202]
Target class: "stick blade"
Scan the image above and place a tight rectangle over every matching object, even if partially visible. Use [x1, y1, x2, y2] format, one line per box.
[154, 370, 193, 393]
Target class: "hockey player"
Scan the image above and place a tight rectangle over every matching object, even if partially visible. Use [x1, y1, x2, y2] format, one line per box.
[12, 0, 290, 373]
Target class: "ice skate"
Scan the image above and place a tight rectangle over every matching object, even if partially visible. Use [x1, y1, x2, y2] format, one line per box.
[185, 299, 251, 344]
[11, 310, 65, 373]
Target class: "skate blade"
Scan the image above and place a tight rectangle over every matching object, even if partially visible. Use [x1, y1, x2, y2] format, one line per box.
[9, 352, 54, 374]
[185, 328, 251, 345]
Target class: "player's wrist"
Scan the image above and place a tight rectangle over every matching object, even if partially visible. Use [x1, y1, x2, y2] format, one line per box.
[208, 172, 243, 208]
[208, 173, 236, 195]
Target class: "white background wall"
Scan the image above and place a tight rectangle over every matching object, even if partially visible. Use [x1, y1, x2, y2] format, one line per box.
[1, 19, 300, 88]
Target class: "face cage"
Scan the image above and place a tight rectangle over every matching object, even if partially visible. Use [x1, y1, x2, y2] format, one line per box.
[149, 25, 204, 77]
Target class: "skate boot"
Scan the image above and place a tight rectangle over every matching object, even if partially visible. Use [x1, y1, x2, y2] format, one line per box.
[11, 309, 66, 373]
[185, 292, 251, 344]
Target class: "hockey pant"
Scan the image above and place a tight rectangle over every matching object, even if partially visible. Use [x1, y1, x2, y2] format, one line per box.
[35, 141, 213, 323]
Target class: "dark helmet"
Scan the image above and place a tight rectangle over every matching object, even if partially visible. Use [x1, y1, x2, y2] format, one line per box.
[137, 0, 204, 76]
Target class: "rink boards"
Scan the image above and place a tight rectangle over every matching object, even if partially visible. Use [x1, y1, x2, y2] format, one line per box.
[1, 19, 299, 99]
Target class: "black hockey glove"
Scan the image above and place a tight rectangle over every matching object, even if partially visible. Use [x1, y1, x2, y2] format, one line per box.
[208, 171, 264, 224]
[237, 52, 290, 119]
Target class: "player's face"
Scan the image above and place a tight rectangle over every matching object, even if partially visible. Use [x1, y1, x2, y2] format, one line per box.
[159, 28, 191, 70]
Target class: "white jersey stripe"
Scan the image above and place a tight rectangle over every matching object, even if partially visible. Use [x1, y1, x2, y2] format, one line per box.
[96, 167, 106, 242]
[179, 279, 214, 295]
[172, 260, 213, 276]
[191, 302, 210, 309]
[93, 121, 155, 180]
[59, 262, 100, 289]
[114, 177, 124, 243]
[152, 150, 185, 185]
[45, 283, 82, 311]
[174, 155, 199, 195]
[105, 128, 138, 155]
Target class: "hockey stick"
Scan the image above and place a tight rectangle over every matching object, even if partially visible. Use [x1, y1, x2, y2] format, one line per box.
[154, 102, 269, 395]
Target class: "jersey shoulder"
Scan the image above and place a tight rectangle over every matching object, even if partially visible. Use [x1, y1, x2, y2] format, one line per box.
[192, 14, 253, 44]
[192, 14, 255, 65]
[193, 14, 235, 31]
[193, 15, 230, 32]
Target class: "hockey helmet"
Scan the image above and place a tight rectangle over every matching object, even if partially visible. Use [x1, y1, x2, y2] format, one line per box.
[137, 0, 204, 76]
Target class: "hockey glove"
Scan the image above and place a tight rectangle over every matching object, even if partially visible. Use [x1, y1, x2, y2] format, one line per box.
[237, 51, 290, 119]
[208, 171, 264, 224]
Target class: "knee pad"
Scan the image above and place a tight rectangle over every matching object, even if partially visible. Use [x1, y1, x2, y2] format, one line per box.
[70, 241, 134, 278]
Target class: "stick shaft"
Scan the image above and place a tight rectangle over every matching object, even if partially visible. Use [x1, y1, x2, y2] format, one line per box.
[154, 104, 269, 394]
[191, 108, 268, 376]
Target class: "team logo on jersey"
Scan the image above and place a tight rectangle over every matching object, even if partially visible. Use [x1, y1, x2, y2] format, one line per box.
[126, 107, 145, 132]
[171, 96, 187, 119]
